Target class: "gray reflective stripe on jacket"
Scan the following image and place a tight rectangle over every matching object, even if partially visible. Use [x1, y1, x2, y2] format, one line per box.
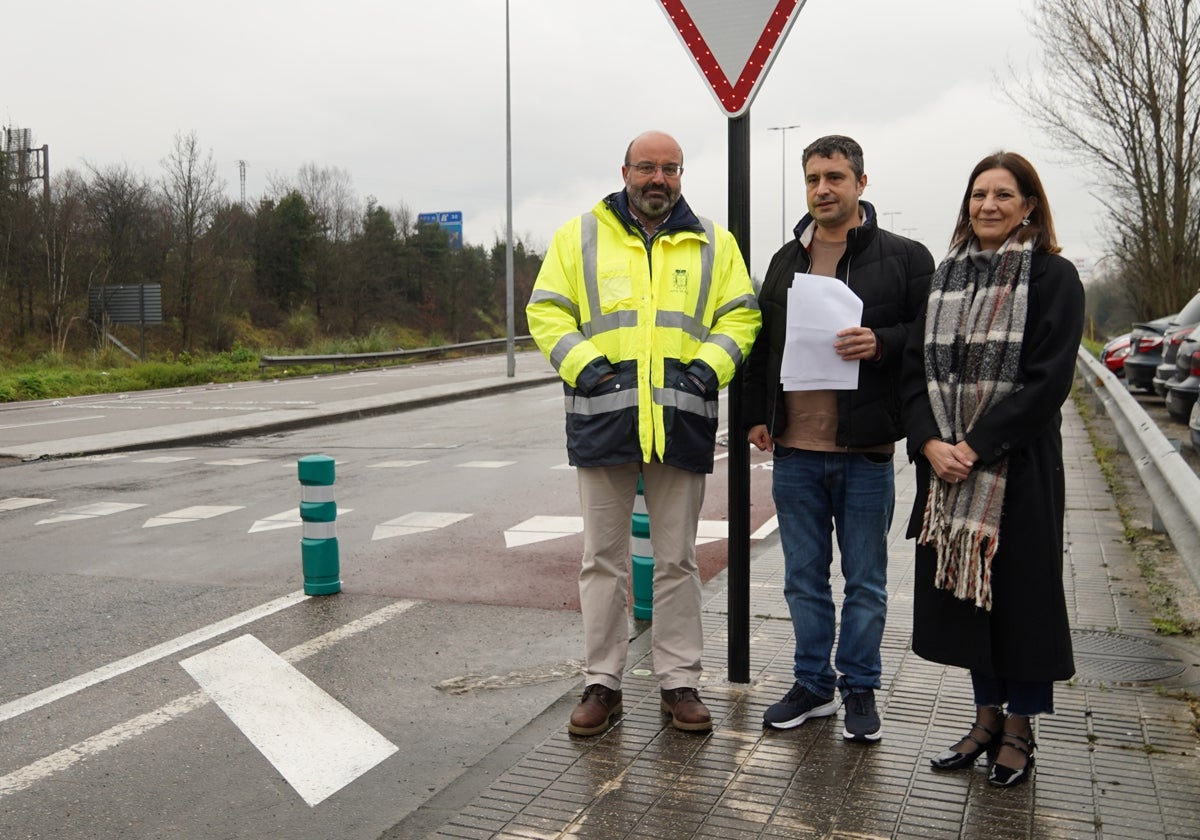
[577, 213, 716, 343]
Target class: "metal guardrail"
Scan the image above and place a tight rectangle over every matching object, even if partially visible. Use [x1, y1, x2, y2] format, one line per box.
[259, 336, 535, 370]
[1075, 347, 1200, 591]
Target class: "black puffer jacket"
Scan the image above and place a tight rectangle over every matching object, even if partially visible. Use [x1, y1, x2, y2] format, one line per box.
[744, 200, 933, 447]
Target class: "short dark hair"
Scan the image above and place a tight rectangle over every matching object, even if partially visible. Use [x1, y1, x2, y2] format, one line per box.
[950, 151, 1061, 254]
[802, 135, 864, 179]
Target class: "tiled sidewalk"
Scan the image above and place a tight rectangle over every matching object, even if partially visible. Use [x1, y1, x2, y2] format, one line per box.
[428, 398, 1200, 839]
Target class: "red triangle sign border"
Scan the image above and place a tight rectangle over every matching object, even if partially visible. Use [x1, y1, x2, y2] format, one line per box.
[657, 0, 805, 118]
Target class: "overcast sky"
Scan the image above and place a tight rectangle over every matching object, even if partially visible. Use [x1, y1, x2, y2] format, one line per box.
[4, 0, 1104, 283]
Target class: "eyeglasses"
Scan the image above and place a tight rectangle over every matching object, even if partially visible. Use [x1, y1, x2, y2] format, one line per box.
[628, 162, 683, 177]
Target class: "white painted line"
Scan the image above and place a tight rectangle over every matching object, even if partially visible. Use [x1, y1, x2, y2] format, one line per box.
[0, 497, 54, 512]
[204, 457, 269, 466]
[36, 501, 146, 525]
[181, 635, 398, 807]
[456, 460, 515, 469]
[751, 515, 779, 540]
[508, 515, 584, 532]
[248, 508, 352, 534]
[0, 599, 419, 799]
[0, 414, 106, 430]
[371, 511, 471, 541]
[0, 591, 309, 725]
[135, 455, 195, 463]
[143, 505, 246, 528]
[695, 519, 728, 546]
[504, 515, 583, 548]
[367, 460, 429, 468]
[392, 511, 472, 528]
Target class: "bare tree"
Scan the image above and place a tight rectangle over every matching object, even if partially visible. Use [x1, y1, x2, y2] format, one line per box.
[161, 130, 224, 349]
[1012, 0, 1200, 317]
[43, 169, 90, 354]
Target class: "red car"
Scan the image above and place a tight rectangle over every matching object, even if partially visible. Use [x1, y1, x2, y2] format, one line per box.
[1100, 332, 1132, 376]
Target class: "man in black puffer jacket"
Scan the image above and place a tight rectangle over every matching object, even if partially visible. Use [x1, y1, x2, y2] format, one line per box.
[745, 135, 933, 744]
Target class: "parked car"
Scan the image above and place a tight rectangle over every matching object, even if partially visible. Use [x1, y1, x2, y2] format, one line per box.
[1191, 398, 1200, 451]
[1150, 291, 1200, 396]
[1124, 314, 1177, 393]
[1154, 322, 1199, 396]
[1165, 334, 1200, 422]
[1100, 332, 1132, 376]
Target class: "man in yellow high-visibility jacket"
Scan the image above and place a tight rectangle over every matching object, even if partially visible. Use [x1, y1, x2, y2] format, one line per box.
[527, 130, 761, 736]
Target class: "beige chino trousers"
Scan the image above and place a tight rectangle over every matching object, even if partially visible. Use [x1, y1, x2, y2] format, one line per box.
[576, 460, 707, 691]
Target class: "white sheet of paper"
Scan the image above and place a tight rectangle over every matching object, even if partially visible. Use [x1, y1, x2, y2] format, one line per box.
[780, 273, 864, 391]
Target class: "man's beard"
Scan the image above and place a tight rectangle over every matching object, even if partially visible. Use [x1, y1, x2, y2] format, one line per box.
[629, 184, 678, 222]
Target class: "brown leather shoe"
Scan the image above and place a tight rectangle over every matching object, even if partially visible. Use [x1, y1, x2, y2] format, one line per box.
[660, 687, 712, 732]
[568, 684, 623, 736]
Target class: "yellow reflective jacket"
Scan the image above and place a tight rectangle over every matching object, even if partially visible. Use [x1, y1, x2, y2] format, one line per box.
[527, 192, 761, 473]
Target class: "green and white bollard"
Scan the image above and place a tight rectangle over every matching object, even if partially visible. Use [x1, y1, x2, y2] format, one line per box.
[298, 454, 341, 595]
[631, 474, 654, 621]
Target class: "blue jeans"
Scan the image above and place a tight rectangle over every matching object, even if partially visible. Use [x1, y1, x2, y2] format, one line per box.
[773, 446, 894, 698]
[971, 672, 1055, 716]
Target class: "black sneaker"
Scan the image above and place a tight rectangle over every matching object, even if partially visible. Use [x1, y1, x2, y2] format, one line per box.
[842, 689, 882, 742]
[763, 681, 839, 730]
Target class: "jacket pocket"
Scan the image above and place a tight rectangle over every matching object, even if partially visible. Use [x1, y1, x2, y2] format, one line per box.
[662, 361, 718, 472]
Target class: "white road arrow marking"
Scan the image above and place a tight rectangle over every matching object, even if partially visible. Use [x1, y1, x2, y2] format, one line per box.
[371, 511, 471, 541]
[249, 508, 352, 533]
[36, 501, 146, 525]
[0, 600, 418, 800]
[143, 505, 246, 528]
[181, 634, 398, 807]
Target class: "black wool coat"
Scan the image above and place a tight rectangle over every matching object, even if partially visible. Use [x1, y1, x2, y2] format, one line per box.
[900, 251, 1085, 682]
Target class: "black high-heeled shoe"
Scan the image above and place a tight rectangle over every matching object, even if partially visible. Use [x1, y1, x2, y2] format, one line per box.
[930, 717, 1004, 771]
[988, 731, 1036, 787]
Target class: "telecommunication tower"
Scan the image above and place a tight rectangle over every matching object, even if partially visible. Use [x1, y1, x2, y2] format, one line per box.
[238, 159, 247, 205]
[2, 127, 50, 206]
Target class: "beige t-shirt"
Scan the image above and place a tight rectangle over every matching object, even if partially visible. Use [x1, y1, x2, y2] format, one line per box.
[775, 237, 893, 455]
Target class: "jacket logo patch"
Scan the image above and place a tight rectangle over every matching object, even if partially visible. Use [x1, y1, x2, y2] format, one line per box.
[671, 270, 688, 292]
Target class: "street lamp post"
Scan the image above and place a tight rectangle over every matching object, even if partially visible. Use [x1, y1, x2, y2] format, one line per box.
[504, 0, 516, 377]
[882, 210, 902, 230]
[767, 124, 801, 244]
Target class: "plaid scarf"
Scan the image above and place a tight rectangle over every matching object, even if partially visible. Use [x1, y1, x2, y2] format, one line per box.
[919, 236, 1032, 610]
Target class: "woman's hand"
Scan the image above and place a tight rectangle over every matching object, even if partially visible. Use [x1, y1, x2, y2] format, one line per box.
[922, 438, 975, 483]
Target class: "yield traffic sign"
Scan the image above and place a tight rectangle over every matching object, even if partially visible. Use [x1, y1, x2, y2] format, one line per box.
[656, 0, 806, 117]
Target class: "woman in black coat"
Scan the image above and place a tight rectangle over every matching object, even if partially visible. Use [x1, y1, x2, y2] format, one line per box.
[901, 152, 1084, 788]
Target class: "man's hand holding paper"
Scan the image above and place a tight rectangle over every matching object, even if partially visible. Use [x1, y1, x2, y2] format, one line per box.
[780, 273, 864, 391]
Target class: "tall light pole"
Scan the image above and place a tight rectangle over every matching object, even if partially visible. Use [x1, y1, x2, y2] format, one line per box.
[504, 0, 515, 377]
[882, 210, 902, 230]
[767, 124, 801, 244]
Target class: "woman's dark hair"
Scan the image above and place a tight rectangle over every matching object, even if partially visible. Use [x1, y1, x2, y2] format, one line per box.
[950, 151, 1060, 254]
